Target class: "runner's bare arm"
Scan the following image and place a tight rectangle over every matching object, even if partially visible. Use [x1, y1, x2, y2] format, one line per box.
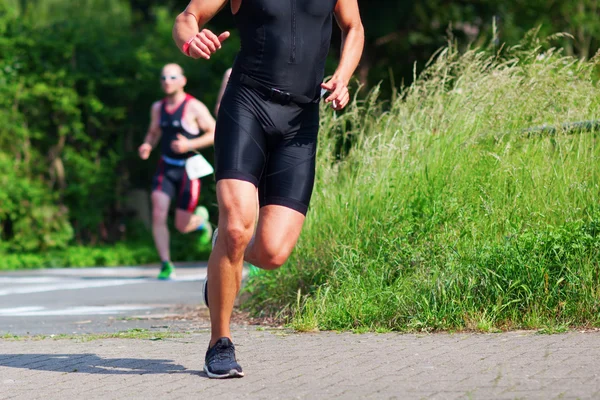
[173, 0, 230, 59]
[139, 102, 162, 159]
[333, 0, 364, 85]
[321, 0, 364, 110]
[214, 68, 232, 115]
[188, 100, 216, 150]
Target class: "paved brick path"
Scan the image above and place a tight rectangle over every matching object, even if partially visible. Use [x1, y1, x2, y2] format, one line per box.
[1, 328, 599, 399]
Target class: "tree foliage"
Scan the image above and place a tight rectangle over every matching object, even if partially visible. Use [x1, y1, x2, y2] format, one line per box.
[1, 0, 600, 257]
[0, 0, 235, 251]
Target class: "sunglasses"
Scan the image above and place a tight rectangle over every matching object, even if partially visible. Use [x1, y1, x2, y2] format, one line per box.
[161, 75, 183, 81]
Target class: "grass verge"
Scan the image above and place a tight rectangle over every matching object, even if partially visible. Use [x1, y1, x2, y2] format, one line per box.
[243, 36, 600, 333]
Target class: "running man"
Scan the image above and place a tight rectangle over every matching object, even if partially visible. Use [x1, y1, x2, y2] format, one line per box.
[138, 63, 216, 280]
[173, 0, 364, 378]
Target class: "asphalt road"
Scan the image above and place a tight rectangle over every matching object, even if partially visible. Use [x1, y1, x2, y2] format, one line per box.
[0, 265, 211, 336]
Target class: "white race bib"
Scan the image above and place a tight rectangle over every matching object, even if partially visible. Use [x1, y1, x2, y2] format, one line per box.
[185, 154, 214, 180]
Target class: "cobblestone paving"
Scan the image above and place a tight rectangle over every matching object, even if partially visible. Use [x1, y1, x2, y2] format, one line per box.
[1, 328, 599, 399]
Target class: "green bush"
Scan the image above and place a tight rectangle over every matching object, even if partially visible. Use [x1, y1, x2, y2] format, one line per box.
[0, 155, 74, 252]
[0, 230, 212, 271]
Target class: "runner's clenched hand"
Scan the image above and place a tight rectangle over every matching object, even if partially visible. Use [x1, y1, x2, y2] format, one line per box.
[183, 29, 230, 59]
[138, 143, 152, 160]
[171, 134, 191, 154]
[321, 78, 350, 110]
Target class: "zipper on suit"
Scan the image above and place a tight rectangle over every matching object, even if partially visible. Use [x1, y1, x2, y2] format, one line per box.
[290, 0, 297, 62]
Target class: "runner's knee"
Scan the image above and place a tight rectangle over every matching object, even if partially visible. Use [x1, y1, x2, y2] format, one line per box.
[222, 223, 254, 258]
[152, 206, 168, 225]
[258, 252, 287, 270]
[217, 183, 257, 255]
[254, 241, 292, 270]
[251, 237, 293, 270]
[174, 219, 189, 233]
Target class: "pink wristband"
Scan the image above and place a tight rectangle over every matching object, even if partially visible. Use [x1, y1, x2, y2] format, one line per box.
[182, 37, 194, 56]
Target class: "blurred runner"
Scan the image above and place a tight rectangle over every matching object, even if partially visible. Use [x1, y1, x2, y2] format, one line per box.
[138, 63, 216, 280]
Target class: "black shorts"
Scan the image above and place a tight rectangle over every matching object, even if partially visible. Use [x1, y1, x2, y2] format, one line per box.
[214, 83, 319, 215]
[152, 159, 201, 212]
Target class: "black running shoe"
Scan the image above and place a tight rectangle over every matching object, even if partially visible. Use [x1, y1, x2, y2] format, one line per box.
[204, 337, 244, 379]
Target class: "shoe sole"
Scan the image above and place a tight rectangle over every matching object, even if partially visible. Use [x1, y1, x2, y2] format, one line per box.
[203, 365, 244, 379]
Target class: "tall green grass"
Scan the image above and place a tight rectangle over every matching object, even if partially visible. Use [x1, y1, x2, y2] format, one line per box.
[244, 38, 600, 332]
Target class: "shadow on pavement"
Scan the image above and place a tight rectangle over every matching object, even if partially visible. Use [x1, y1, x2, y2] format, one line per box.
[0, 354, 202, 375]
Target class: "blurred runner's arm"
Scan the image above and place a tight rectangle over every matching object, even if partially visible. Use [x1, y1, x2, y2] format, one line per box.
[173, 0, 230, 59]
[321, 0, 364, 110]
[214, 68, 232, 115]
[189, 100, 216, 151]
[139, 102, 162, 160]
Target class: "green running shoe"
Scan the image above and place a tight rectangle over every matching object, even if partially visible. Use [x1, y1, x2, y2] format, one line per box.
[157, 261, 175, 280]
[248, 263, 261, 277]
[195, 206, 213, 246]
